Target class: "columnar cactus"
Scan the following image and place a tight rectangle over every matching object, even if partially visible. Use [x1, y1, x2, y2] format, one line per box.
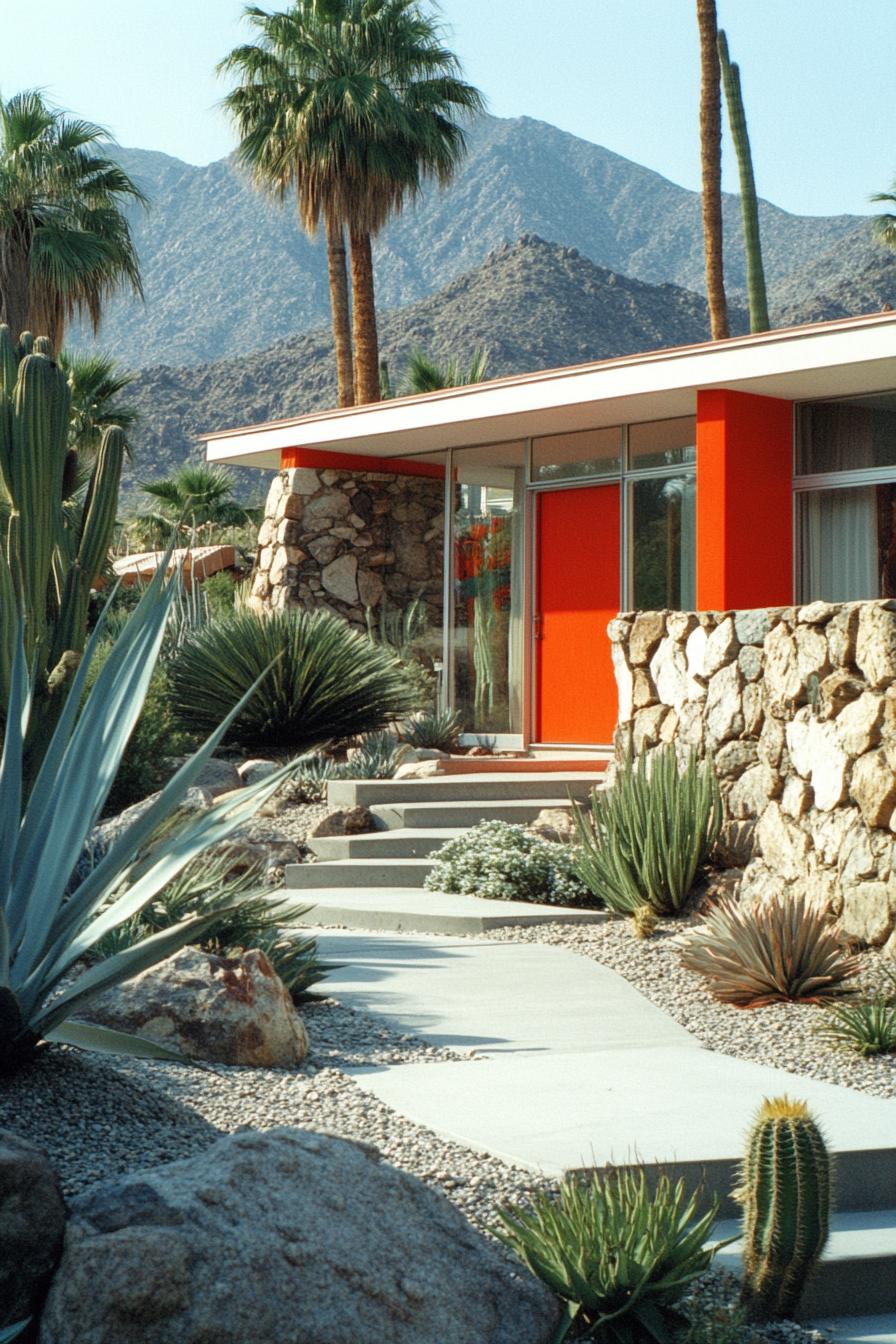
[0, 324, 125, 777]
[718, 31, 770, 333]
[738, 1096, 831, 1320]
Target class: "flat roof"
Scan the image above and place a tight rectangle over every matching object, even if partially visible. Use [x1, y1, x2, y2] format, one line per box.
[203, 311, 896, 470]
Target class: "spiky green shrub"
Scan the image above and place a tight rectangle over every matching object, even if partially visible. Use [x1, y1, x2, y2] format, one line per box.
[679, 894, 862, 1008]
[284, 752, 349, 804]
[0, 565, 291, 1072]
[402, 706, 462, 751]
[496, 1169, 723, 1343]
[737, 1097, 830, 1321]
[169, 607, 416, 755]
[817, 995, 896, 1056]
[425, 820, 595, 907]
[95, 854, 333, 1001]
[346, 730, 405, 779]
[574, 747, 722, 917]
[0, 328, 126, 781]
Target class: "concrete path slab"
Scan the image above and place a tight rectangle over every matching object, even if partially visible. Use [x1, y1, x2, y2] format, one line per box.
[816, 1317, 896, 1343]
[314, 931, 694, 1055]
[298, 889, 606, 934]
[344, 1046, 896, 1180]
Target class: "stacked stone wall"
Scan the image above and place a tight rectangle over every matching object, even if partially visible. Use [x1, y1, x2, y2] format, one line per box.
[610, 600, 896, 951]
[250, 465, 444, 628]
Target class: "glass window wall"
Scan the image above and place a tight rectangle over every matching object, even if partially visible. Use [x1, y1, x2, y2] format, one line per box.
[630, 475, 696, 609]
[531, 426, 622, 481]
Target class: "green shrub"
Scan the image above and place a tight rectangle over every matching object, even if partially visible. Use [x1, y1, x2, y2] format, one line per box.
[284, 753, 349, 803]
[424, 820, 595, 907]
[84, 639, 194, 817]
[496, 1169, 722, 1343]
[169, 608, 416, 755]
[817, 994, 896, 1056]
[402, 706, 462, 751]
[679, 894, 862, 1007]
[573, 746, 722, 917]
[347, 731, 405, 779]
[201, 571, 238, 621]
[95, 854, 333, 1000]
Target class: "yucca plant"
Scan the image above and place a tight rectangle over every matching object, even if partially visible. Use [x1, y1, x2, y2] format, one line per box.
[680, 895, 863, 1008]
[0, 563, 292, 1072]
[816, 995, 896, 1056]
[402, 706, 462, 751]
[169, 607, 416, 755]
[496, 1169, 724, 1343]
[573, 746, 722, 917]
[95, 854, 333, 1001]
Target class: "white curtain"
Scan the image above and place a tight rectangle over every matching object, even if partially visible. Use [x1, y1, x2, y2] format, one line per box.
[801, 486, 877, 602]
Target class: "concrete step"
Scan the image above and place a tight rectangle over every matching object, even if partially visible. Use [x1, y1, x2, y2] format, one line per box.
[372, 798, 580, 830]
[294, 888, 606, 935]
[714, 1209, 896, 1319]
[286, 857, 434, 889]
[308, 827, 463, 860]
[813, 1315, 896, 1342]
[327, 772, 602, 807]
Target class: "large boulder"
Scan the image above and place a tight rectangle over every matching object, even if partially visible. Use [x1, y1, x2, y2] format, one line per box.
[39, 1128, 558, 1344]
[528, 807, 576, 845]
[0, 1130, 66, 1328]
[310, 806, 377, 837]
[85, 947, 309, 1067]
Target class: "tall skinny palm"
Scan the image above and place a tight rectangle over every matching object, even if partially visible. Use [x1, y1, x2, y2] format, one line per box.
[0, 91, 144, 349]
[696, 0, 729, 339]
[219, 2, 482, 408]
[402, 345, 489, 394]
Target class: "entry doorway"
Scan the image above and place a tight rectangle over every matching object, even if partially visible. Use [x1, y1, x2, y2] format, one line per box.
[534, 484, 621, 746]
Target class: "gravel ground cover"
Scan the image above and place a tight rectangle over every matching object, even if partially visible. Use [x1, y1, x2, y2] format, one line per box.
[478, 915, 896, 1099]
[250, 798, 330, 855]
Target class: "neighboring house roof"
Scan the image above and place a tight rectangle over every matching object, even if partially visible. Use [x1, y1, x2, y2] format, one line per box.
[203, 312, 896, 469]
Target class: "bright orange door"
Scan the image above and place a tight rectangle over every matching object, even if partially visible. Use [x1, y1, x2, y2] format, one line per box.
[535, 484, 621, 745]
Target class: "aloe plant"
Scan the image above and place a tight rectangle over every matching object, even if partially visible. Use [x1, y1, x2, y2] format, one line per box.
[680, 894, 862, 1007]
[496, 1169, 725, 1343]
[573, 746, 722, 916]
[0, 562, 291, 1072]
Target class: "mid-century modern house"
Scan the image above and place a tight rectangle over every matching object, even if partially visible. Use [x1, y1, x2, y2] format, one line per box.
[203, 311, 896, 752]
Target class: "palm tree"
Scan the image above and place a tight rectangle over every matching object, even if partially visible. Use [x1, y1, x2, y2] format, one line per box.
[870, 182, 896, 249]
[0, 91, 145, 350]
[401, 345, 489, 394]
[219, 1, 482, 408]
[138, 463, 249, 546]
[59, 350, 137, 456]
[696, 0, 729, 339]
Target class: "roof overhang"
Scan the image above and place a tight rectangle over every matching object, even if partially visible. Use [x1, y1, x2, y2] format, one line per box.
[203, 313, 896, 470]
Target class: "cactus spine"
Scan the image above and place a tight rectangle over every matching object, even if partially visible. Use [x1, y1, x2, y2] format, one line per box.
[738, 1096, 831, 1320]
[0, 325, 125, 779]
[718, 31, 769, 333]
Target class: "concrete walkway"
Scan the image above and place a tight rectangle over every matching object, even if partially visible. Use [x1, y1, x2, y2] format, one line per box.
[316, 931, 895, 1182]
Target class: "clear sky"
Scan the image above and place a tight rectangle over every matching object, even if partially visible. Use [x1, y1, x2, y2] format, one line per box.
[1, 0, 891, 219]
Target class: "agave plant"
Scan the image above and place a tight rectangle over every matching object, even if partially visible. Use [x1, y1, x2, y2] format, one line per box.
[169, 607, 416, 755]
[0, 564, 291, 1072]
[680, 894, 863, 1008]
[402, 706, 462, 752]
[816, 994, 896, 1056]
[345, 731, 406, 779]
[95, 853, 333, 1002]
[496, 1169, 724, 1343]
[573, 746, 722, 917]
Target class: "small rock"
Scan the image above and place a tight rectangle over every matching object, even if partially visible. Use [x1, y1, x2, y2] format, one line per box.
[311, 806, 377, 837]
[394, 761, 445, 779]
[528, 808, 576, 845]
[84, 947, 310, 1068]
[237, 759, 280, 785]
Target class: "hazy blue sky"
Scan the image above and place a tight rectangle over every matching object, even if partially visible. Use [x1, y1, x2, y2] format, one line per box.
[1, 0, 890, 219]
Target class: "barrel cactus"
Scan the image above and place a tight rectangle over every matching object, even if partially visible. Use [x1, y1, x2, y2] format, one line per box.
[0, 325, 125, 779]
[737, 1096, 831, 1320]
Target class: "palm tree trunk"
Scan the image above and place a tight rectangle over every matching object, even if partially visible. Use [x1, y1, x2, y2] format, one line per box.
[0, 225, 32, 341]
[349, 229, 381, 405]
[325, 218, 355, 408]
[697, 0, 729, 340]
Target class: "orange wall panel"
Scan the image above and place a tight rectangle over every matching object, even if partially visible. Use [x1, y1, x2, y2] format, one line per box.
[281, 446, 444, 478]
[696, 389, 793, 609]
[536, 484, 620, 745]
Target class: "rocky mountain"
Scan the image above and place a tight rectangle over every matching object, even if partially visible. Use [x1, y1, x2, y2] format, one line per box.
[124, 234, 748, 503]
[79, 113, 868, 369]
[769, 220, 896, 325]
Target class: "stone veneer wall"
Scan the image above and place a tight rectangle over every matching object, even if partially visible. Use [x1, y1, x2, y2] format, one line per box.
[609, 600, 896, 952]
[250, 465, 444, 627]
